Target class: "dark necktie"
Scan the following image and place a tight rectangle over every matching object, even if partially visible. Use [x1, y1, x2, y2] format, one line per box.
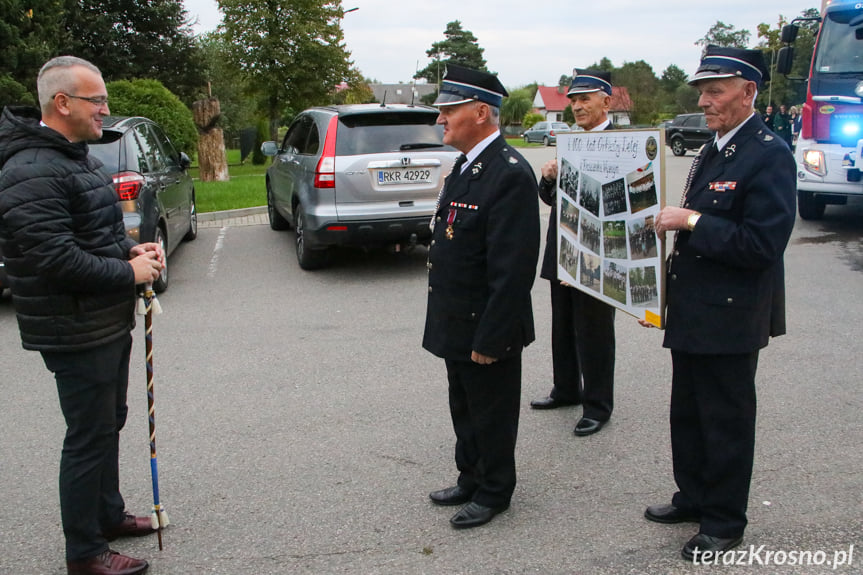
[431, 154, 467, 230]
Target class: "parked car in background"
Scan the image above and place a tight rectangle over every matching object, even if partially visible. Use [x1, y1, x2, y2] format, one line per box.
[665, 112, 713, 156]
[262, 104, 460, 270]
[523, 121, 571, 146]
[88, 116, 196, 292]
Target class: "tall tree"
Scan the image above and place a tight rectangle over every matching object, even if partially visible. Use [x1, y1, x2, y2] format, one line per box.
[615, 60, 661, 125]
[197, 32, 257, 140]
[500, 87, 533, 127]
[219, 0, 351, 140]
[0, 0, 74, 108]
[65, 0, 206, 104]
[414, 21, 487, 85]
[756, 8, 819, 108]
[696, 21, 751, 49]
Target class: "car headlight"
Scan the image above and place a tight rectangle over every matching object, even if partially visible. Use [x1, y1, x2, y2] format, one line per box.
[802, 149, 826, 176]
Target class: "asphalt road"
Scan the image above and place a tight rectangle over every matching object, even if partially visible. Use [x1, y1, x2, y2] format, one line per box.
[1, 147, 862, 575]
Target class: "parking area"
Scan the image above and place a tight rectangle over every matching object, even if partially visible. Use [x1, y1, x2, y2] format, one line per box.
[1, 150, 861, 574]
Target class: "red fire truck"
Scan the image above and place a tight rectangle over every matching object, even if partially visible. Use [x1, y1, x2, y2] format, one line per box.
[777, 0, 863, 219]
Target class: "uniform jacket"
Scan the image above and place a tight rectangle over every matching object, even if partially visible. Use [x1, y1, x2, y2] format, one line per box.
[423, 135, 540, 360]
[663, 114, 796, 354]
[540, 123, 614, 280]
[0, 106, 138, 352]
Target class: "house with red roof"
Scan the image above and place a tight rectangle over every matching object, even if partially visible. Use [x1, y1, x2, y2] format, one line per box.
[533, 85, 632, 126]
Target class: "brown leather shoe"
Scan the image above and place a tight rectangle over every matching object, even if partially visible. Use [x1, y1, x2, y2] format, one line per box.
[102, 514, 156, 541]
[67, 549, 148, 575]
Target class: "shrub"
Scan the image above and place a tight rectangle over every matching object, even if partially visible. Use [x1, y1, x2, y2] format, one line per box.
[522, 112, 544, 130]
[106, 79, 198, 156]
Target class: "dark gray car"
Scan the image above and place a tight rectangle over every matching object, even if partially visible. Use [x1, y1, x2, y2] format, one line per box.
[89, 116, 197, 292]
[523, 121, 571, 146]
[262, 104, 459, 270]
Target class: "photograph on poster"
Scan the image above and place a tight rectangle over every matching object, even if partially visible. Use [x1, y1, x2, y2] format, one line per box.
[602, 220, 627, 259]
[602, 177, 628, 217]
[560, 157, 580, 198]
[628, 215, 658, 260]
[579, 211, 601, 255]
[627, 163, 659, 214]
[579, 172, 601, 218]
[556, 129, 665, 327]
[629, 265, 659, 308]
[603, 260, 628, 305]
[560, 234, 579, 279]
[561, 194, 580, 237]
[579, 251, 601, 293]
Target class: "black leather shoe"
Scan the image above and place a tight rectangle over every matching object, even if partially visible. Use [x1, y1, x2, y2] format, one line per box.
[644, 504, 700, 524]
[682, 533, 743, 561]
[429, 485, 473, 506]
[573, 417, 605, 436]
[449, 501, 509, 529]
[530, 395, 580, 409]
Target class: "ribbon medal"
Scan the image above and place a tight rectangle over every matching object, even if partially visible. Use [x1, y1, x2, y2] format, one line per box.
[445, 209, 456, 240]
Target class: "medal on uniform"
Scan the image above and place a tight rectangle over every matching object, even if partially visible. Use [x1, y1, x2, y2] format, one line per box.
[445, 209, 456, 240]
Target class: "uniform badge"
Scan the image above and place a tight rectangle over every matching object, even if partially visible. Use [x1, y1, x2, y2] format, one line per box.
[471, 162, 483, 175]
[445, 209, 456, 240]
[508, 156, 519, 164]
[709, 181, 737, 192]
[724, 144, 736, 158]
[763, 134, 774, 142]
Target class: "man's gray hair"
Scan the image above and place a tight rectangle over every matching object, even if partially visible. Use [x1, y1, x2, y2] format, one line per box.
[487, 104, 500, 127]
[37, 56, 102, 112]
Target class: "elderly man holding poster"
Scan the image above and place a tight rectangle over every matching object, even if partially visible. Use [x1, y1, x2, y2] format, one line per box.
[645, 46, 796, 560]
[530, 69, 617, 438]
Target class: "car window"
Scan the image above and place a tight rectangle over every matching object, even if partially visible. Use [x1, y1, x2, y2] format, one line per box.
[304, 120, 320, 155]
[335, 112, 454, 156]
[283, 115, 311, 153]
[134, 125, 166, 173]
[149, 124, 180, 169]
[682, 116, 699, 127]
[88, 132, 122, 175]
[553, 123, 570, 130]
[696, 115, 707, 128]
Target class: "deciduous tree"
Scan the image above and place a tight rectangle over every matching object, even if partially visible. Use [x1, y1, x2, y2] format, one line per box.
[696, 21, 751, 49]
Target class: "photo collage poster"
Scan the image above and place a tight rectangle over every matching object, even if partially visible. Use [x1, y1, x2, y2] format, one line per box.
[556, 129, 666, 328]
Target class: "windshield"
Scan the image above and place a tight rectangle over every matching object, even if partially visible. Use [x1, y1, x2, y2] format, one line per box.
[336, 112, 456, 156]
[814, 8, 863, 74]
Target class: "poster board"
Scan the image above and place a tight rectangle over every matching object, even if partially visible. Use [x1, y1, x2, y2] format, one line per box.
[555, 129, 666, 328]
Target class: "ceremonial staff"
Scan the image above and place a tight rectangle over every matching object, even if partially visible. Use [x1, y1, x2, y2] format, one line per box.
[140, 285, 170, 550]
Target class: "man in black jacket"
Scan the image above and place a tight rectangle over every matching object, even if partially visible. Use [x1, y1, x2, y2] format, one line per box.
[0, 56, 163, 575]
[423, 65, 539, 529]
[644, 46, 796, 561]
[529, 69, 617, 437]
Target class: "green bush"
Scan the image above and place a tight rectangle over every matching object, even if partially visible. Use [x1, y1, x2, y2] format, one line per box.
[0, 74, 36, 110]
[522, 112, 544, 130]
[106, 79, 198, 156]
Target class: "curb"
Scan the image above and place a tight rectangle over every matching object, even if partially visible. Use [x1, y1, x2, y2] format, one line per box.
[198, 206, 267, 222]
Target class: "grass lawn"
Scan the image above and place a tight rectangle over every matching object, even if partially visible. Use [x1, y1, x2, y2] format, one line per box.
[190, 150, 269, 213]
[193, 141, 542, 213]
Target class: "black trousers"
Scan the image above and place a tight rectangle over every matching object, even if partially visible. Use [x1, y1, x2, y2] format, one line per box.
[445, 355, 521, 508]
[41, 333, 133, 561]
[670, 350, 759, 539]
[549, 281, 615, 420]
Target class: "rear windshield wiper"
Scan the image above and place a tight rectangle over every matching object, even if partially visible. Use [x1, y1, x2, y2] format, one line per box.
[400, 143, 443, 150]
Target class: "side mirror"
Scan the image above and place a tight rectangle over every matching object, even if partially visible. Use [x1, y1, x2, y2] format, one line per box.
[780, 23, 799, 44]
[261, 141, 279, 157]
[178, 152, 191, 170]
[776, 47, 795, 75]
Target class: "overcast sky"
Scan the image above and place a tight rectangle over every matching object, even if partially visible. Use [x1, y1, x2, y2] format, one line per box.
[183, 0, 818, 89]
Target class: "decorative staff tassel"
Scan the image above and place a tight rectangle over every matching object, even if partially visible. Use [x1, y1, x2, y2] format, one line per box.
[143, 284, 168, 550]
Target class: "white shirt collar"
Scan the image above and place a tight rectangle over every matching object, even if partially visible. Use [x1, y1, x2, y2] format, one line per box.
[461, 131, 500, 173]
[714, 112, 754, 151]
[590, 119, 611, 132]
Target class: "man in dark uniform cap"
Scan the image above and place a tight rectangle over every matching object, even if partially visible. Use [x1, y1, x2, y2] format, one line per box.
[642, 45, 796, 560]
[423, 64, 539, 529]
[530, 68, 617, 438]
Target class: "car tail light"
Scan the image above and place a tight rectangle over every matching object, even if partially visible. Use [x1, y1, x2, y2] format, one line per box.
[314, 115, 339, 189]
[113, 171, 145, 200]
[550, 130, 555, 136]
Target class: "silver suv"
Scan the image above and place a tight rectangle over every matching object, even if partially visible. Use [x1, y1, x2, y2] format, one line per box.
[262, 104, 459, 269]
[523, 121, 571, 146]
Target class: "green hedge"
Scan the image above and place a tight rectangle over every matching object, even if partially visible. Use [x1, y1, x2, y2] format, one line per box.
[106, 79, 198, 157]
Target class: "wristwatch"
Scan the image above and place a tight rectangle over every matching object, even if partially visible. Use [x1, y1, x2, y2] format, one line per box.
[687, 212, 701, 231]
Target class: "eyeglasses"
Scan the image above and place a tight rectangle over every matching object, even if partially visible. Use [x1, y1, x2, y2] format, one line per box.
[54, 93, 109, 106]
